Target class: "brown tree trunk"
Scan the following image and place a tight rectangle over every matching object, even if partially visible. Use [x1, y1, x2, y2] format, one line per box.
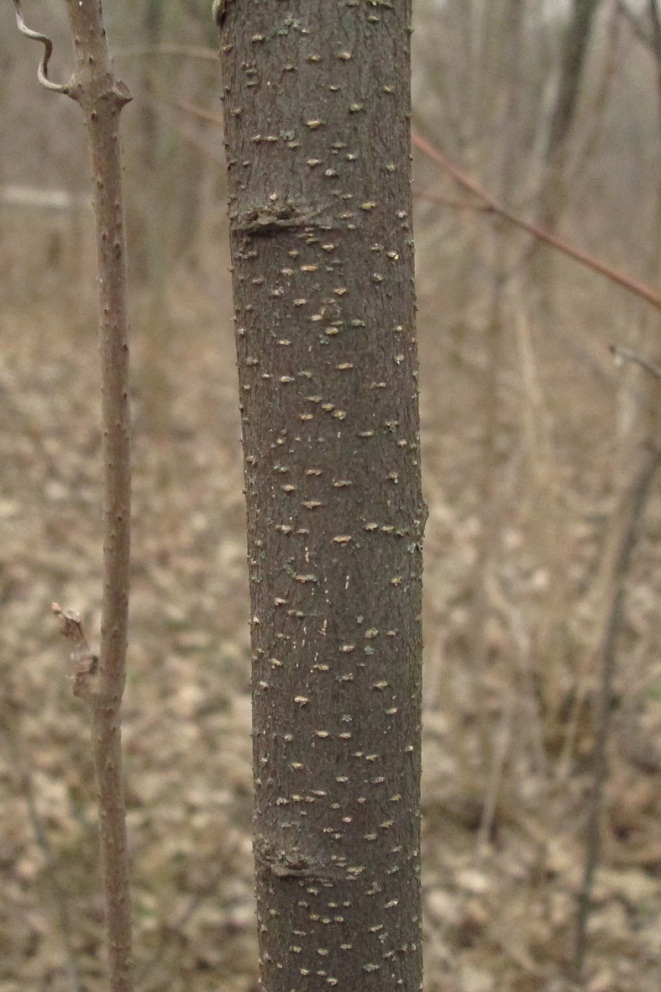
[219, 3, 425, 991]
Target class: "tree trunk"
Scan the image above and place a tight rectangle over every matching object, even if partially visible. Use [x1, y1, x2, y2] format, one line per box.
[219, 3, 425, 991]
[539, 0, 603, 231]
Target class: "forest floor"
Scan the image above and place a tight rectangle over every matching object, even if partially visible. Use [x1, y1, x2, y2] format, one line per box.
[1, 252, 661, 992]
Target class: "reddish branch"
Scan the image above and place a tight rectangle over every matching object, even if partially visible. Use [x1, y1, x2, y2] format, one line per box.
[412, 130, 661, 313]
[117, 84, 661, 313]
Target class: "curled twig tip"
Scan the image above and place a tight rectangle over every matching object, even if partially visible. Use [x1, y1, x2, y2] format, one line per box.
[13, 0, 70, 94]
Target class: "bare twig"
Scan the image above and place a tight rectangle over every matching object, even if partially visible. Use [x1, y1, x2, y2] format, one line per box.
[651, 0, 661, 52]
[649, 0, 661, 117]
[477, 685, 515, 853]
[615, 0, 655, 49]
[15, 2, 135, 989]
[573, 444, 661, 977]
[413, 186, 492, 212]
[13, 0, 68, 93]
[171, 97, 225, 127]
[412, 129, 661, 313]
[610, 345, 661, 380]
[62, 2, 134, 986]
